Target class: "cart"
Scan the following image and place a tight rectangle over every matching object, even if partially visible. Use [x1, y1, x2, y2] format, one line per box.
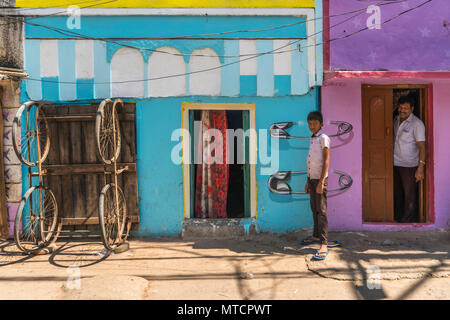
[12, 99, 130, 253]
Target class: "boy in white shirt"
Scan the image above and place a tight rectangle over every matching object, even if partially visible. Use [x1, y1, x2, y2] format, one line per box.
[302, 111, 330, 260]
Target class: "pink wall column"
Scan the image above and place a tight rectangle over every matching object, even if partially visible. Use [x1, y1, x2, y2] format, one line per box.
[322, 80, 362, 230]
[7, 203, 18, 237]
[432, 81, 450, 229]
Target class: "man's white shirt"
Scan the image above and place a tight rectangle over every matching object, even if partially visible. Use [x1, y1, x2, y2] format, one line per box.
[394, 113, 425, 167]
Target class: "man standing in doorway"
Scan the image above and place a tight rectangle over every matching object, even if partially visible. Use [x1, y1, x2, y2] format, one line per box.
[394, 95, 426, 223]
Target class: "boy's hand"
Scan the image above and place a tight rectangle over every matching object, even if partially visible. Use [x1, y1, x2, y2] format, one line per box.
[316, 181, 324, 194]
[305, 182, 309, 194]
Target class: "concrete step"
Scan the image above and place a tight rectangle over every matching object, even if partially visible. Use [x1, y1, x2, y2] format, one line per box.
[181, 218, 260, 240]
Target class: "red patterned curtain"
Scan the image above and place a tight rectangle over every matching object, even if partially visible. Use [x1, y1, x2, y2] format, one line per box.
[194, 110, 229, 219]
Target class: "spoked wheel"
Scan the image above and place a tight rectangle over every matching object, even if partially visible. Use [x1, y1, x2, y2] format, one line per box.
[98, 183, 127, 250]
[12, 101, 50, 167]
[96, 99, 122, 164]
[14, 186, 58, 253]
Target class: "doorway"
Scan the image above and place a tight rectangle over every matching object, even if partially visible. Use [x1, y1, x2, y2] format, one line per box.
[181, 102, 257, 220]
[362, 85, 430, 223]
[189, 109, 250, 219]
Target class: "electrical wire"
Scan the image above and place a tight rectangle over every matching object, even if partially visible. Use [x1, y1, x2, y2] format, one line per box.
[0, 5, 362, 62]
[9, 0, 432, 85]
[2, 0, 410, 49]
[10, 0, 404, 59]
[0, 0, 119, 27]
[25, 8, 367, 85]
[1, 0, 115, 10]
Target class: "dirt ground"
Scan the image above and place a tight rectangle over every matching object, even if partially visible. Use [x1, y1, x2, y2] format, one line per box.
[0, 230, 449, 300]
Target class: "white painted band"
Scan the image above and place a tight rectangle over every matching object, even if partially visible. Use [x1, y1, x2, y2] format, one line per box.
[12, 7, 315, 16]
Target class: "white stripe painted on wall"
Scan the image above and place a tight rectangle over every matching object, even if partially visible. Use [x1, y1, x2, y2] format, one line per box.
[75, 40, 94, 79]
[16, 8, 319, 17]
[306, 13, 316, 88]
[239, 40, 257, 75]
[148, 47, 186, 97]
[111, 48, 145, 97]
[273, 39, 292, 75]
[40, 40, 59, 78]
[189, 48, 221, 96]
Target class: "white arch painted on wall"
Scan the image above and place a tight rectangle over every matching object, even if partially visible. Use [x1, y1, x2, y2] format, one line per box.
[189, 48, 221, 96]
[26, 8, 317, 88]
[148, 47, 186, 97]
[111, 48, 145, 97]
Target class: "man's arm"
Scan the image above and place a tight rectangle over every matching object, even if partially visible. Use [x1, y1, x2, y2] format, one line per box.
[316, 147, 330, 194]
[415, 141, 426, 182]
[414, 121, 426, 182]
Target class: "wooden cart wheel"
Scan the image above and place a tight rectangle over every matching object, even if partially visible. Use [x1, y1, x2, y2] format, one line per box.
[12, 101, 51, 167]
[14, 186, 58, 253]
[98, 183, 127, 250]
[95, 99, 121, 165]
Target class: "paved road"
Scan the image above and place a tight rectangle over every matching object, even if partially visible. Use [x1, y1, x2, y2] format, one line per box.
[0, 230, 449, 300]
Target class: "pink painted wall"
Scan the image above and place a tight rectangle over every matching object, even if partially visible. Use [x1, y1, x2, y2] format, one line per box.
[432, 81, 450, 229]
[322, 77, 450, 231]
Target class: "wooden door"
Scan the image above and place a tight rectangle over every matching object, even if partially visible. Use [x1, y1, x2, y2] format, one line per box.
[362, 87, 394, 222]
[419, 88, 429, 223]
[42, 103, 140, 233]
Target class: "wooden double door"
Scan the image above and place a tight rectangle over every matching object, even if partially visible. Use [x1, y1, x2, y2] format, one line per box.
[362, 85, 429, 223]
[42, 103, 140, 233]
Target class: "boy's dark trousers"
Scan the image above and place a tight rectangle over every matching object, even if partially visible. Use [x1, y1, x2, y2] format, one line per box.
[307, 177, 328, 244]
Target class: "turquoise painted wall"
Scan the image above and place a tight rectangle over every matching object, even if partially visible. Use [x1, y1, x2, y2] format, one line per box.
[18, 93, 318, 237]
[21, 12, 322, 236]
[135, 93, 317, 236]
[25, 16, 307, 39]
[20, 89, 319, 237]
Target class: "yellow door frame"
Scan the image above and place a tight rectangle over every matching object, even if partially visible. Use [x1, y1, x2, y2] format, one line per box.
[181, 102, 257, 220]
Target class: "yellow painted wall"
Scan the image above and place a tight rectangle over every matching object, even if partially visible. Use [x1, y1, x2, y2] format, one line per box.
[17, 0, 315, 8]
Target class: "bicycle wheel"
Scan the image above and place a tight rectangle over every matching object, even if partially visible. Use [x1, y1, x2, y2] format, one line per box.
[95, 99, 121, 164]
[98, 183, 127, 250]
[14, 186, 58, 253]
[12, 101, 50, 167]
